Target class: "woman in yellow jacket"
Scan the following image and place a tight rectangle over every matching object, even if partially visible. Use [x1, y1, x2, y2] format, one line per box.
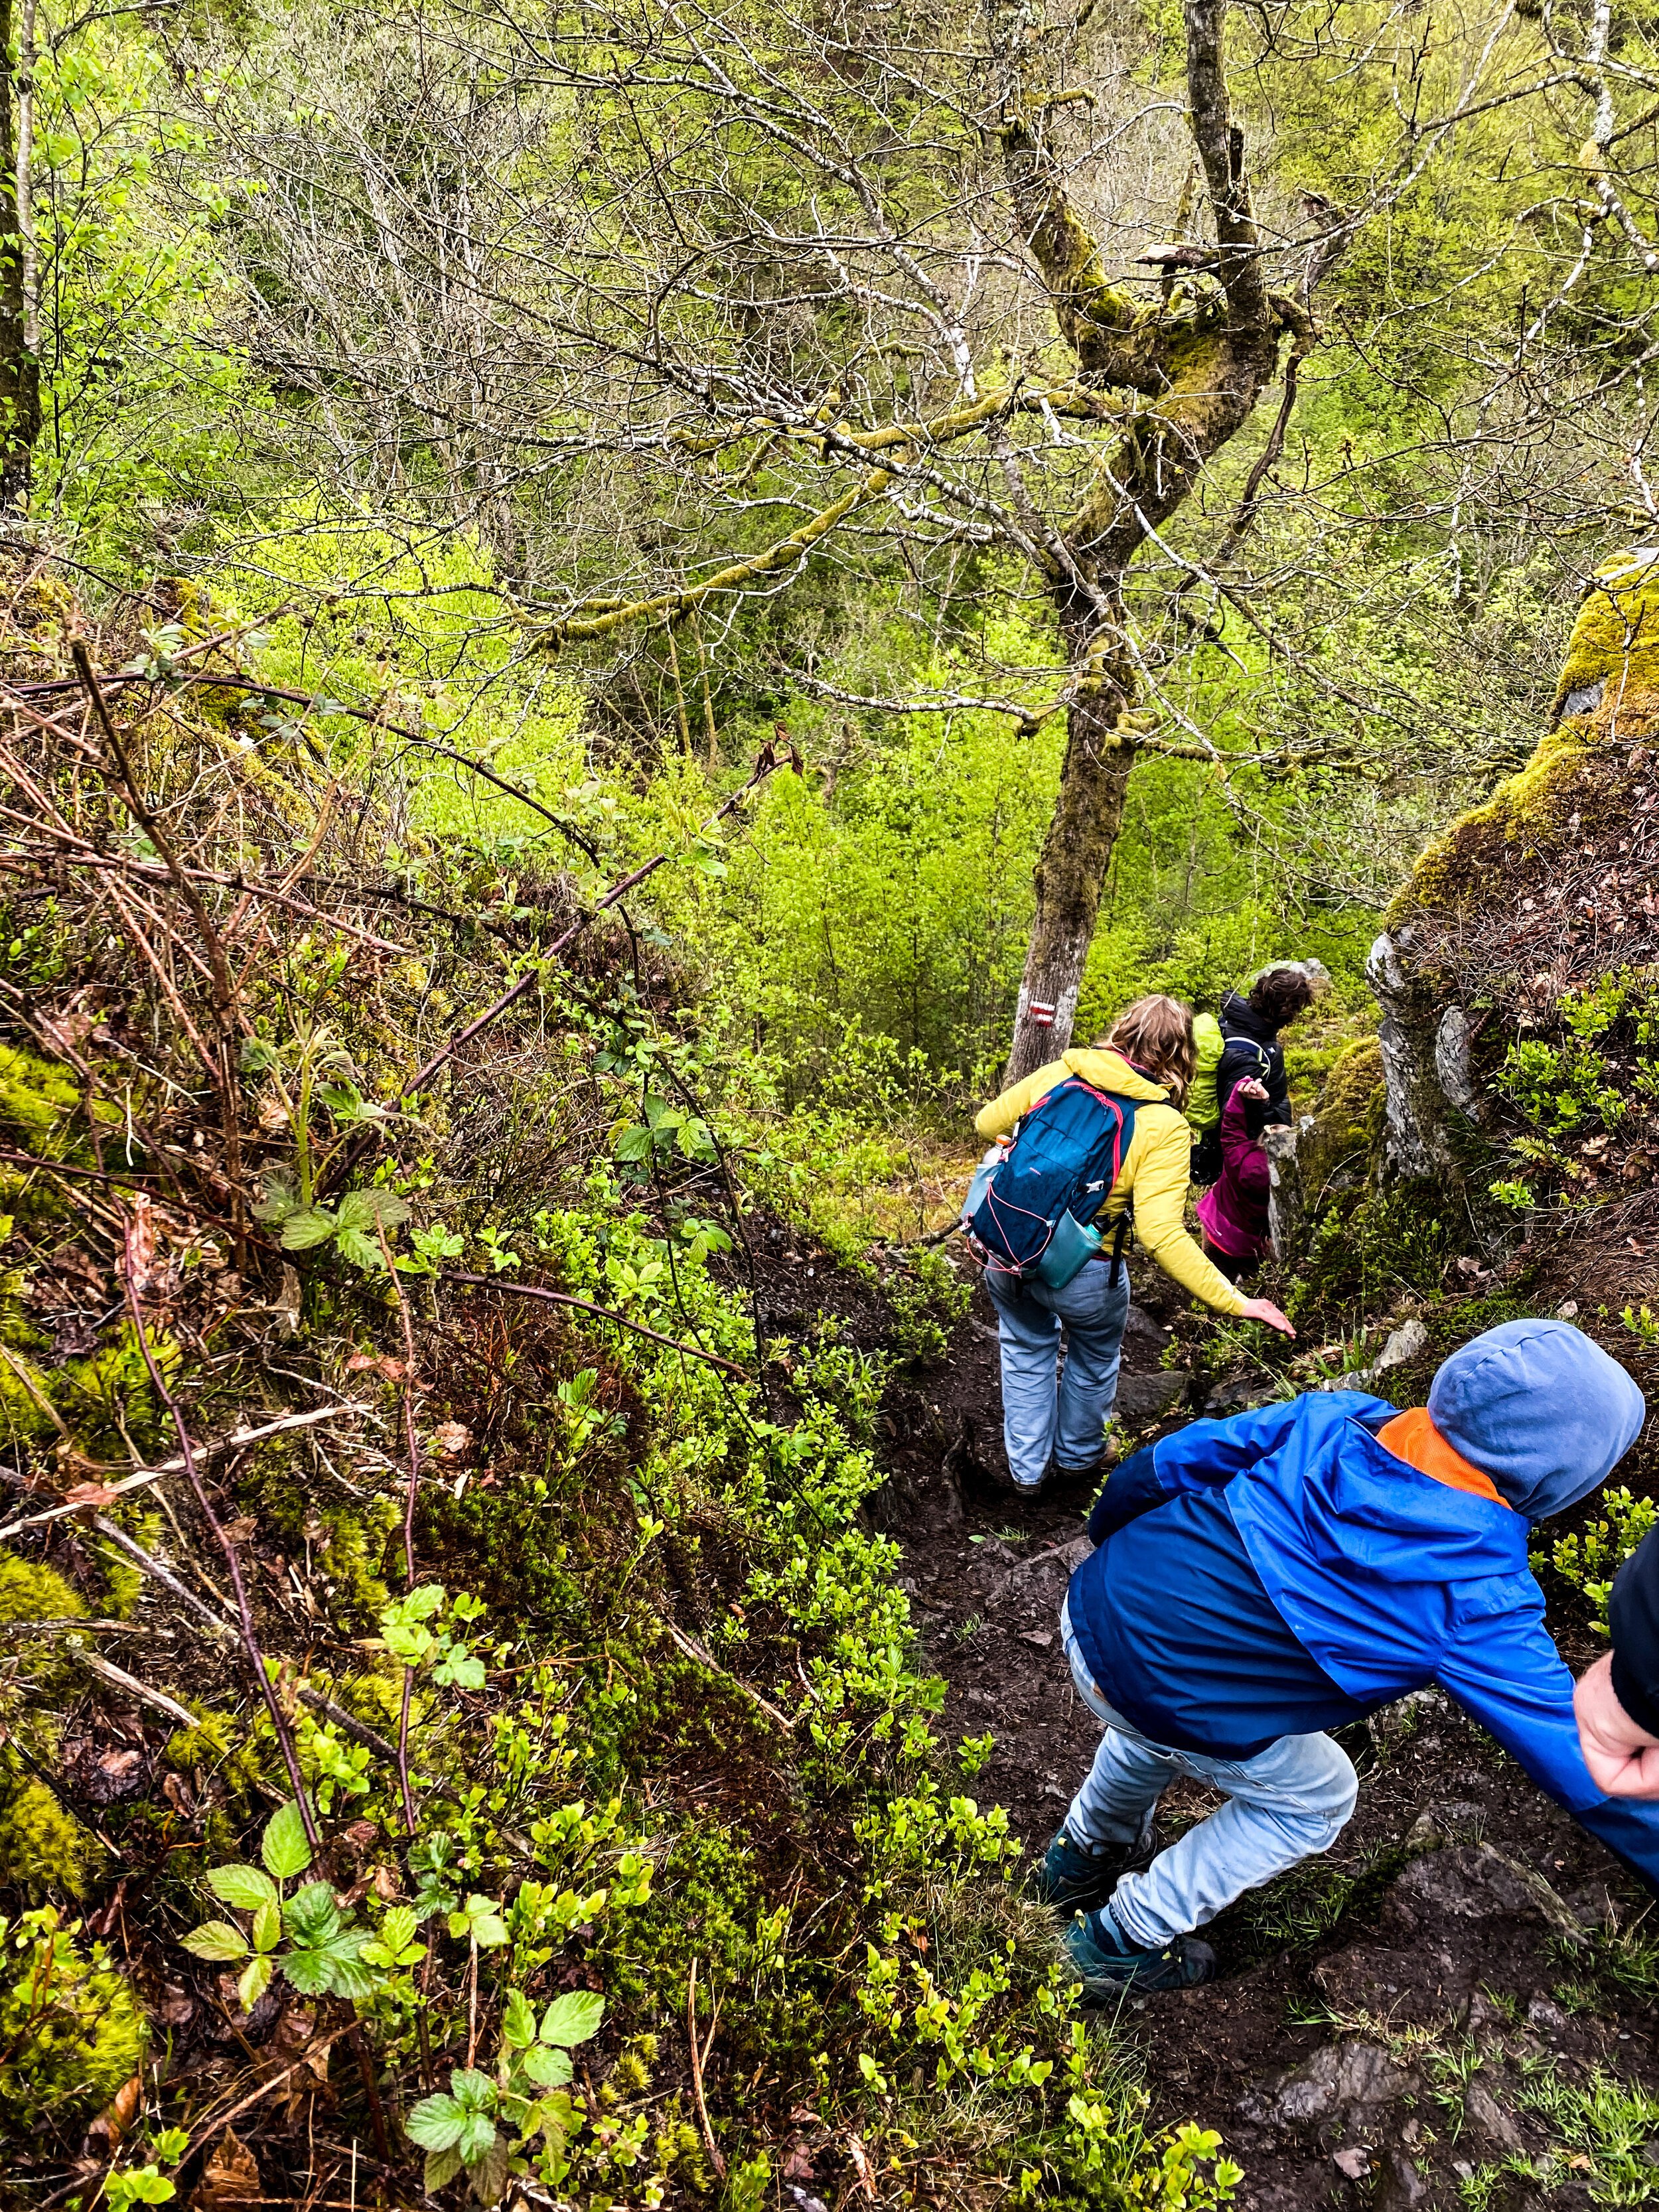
[974, 995, 1294, 1493]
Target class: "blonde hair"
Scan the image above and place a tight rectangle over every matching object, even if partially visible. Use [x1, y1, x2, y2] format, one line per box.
[1099, 995, 1197, 1107]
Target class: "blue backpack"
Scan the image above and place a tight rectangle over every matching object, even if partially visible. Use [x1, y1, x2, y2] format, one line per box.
[963, 1078, 1138, 1288]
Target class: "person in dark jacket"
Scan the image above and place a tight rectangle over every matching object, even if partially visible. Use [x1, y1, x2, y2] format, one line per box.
[1216, 965, 1322, 1127]
[1036, 1320, 1655, 1993]
[1192, 963, 1323, 1185]
[1575, 1526, 1659, 1797]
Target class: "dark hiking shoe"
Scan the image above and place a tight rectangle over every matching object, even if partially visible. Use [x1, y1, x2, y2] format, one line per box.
[1034, 1820, 1156, 1914]
[1063, 1907, 1215, 1996]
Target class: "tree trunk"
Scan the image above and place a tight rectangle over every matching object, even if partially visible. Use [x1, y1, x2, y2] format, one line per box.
[0, 0, 38, 510]
[1002, 650, 1135, 1084]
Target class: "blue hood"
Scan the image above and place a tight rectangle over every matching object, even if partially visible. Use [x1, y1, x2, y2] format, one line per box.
[1428, 1319, 1646, 1521]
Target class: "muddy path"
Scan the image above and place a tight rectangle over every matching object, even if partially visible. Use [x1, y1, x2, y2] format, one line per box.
[871, 1260, 1659, 2210]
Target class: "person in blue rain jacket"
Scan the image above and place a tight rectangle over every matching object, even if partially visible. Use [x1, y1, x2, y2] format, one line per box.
[1035, 1319, 1656, 1993]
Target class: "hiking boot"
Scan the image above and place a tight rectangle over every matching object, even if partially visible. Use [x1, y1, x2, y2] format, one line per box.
[1033, 1820, 1157, 1914]
[1063, 1906, 1216, 1996]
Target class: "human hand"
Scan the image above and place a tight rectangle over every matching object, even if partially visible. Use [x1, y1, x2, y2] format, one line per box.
[1238, 1296, 1295, 1339]
[1235, 1078, 1269, 1102]
[1575, 1651, 1659, 1796]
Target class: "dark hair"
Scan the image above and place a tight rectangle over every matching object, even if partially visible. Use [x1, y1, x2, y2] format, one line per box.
[1249, 966, 1317, 1030]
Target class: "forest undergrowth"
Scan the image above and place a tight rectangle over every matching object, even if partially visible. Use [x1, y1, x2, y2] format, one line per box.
[0, 565, 1254, 2212]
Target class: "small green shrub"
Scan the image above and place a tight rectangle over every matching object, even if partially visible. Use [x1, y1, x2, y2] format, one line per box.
[887, 1246, 972, 1367]
[1549, 1489, 1659, 1633]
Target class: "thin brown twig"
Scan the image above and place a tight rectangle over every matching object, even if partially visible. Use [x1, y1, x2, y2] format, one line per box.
[72, 640, 252, 1263]
[687, 1958, 727, 2181]
[390, 739, 796, 1109]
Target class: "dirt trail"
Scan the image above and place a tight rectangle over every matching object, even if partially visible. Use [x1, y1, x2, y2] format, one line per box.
[873, 1261, 1659, 2210]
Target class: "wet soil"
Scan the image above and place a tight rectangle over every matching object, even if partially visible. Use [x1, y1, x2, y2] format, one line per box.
[870, 1257, 1659, 2211]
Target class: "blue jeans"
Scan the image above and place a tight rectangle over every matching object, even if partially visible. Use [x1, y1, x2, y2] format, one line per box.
[985, 1257, 1130, 1488]
[1059, 1599, 1358, 1951]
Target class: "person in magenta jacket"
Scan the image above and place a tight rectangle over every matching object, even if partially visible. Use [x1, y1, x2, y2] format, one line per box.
[1196, 1074, 1273, 1280]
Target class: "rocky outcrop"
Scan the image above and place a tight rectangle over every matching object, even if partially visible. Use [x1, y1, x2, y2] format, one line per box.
[1368, 546, 1659, 1183]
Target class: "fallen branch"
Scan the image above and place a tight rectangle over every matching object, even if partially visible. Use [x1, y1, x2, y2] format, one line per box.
[660, 1617, 795, 1734]
[89, 1516, 405, 1765]
[443, 1273, 749, 1377]
[0, 1402, 373, 1542]
[74, 1647, 199, 1730]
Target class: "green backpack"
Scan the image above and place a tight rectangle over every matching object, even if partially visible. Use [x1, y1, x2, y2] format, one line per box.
[1186, 1013, 1225, 1134]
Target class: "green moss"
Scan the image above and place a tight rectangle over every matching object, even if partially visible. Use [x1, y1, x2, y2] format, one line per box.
[1390, 548, 1659, 926]
[0, 1780, 103, 1899]
[0, 1905, 144, 2126]
[0, 1554, 84, 1627]
[0, 1042, 80, 1152]
[1552, 546, 1659, 713]
[1319, 1037, 1385, 1145]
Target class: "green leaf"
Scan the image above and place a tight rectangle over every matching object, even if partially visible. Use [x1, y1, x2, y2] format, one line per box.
[336, 1187, 411, 1230]
[280, 1207, 339, 1252]
[236, 1953, 273, 2011]
[423, 2146, 465, 2193]
[252, 1897, 282, 1954]
[540, 1988, 605, 2046]
[204, 1863, 278, 1913]
[433, 1647, 486, 1690]
[502, 1988, 537, 2048]
[332, 1224, 384, 1273]
[280, 1946, 338, 1997]
[181, 1919, 248, 1962]
[325, 1947, 376, 2002]
[459, 2110, 500, 2166]
[405, 2093, 466, 2152]
[521, 2045, 573, 2088]
[261, 1801, 313, 1880]
[252, 1178, 298, 1225]
[377, 1905, 418, 1956]
[283, 1881, 342, 1946]
[465, 2132, 512, 2201]
[446, 2067, 494, 2112]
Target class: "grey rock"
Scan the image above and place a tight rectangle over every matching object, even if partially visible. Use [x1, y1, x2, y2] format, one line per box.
[1124, 1304, 1171, 1351]
[1263, 1115, 1316, 1257]
[1321, 1317, 1430, 1394]
[1435, 1007, 1481, 1116]
[1204, 1374, 1277, 1416]
[1240, 2038, 1410, 2130]
[1114, 1369, 1188, 1424]
[1402, 1799, 1486, 1856]
[1561, 678, 1605, 719]
[1526, 1996, 1566, 2031]
[1390, 1844, 1588, 1945]
[1367, 928, 1455, 1177]
[1465, 2079, 1525, 2153]
[1374, 2152, 1433, 2210]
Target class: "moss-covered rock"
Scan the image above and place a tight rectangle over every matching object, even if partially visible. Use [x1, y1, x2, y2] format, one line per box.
[1295, 1037, 1386, 1201]
[1368, 548, 1659, 1185]
[0, 1779, 103, 1899]
[0, 1905, 143, 2125]
[0, 1042, 80, 1152]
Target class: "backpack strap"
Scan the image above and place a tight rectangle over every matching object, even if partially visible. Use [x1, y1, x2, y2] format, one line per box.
[1108, 1208, 1133, 1286]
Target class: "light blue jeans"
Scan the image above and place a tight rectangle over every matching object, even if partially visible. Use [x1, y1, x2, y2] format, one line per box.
[1059, 1599, 1358, 1951]
[985, 1256, 1130, 1488]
